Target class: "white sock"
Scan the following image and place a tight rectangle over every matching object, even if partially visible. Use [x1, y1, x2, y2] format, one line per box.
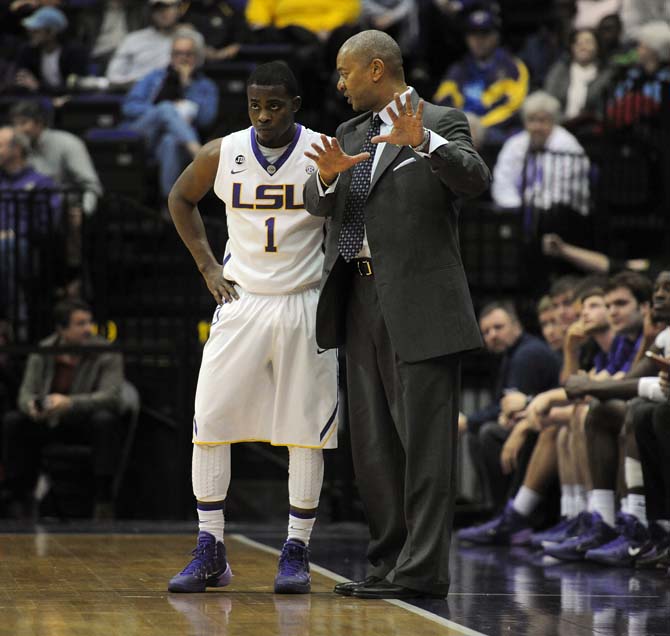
[628, 611, 648, 636]
[512, 486, 541, 518]
[560, 485, 573, 518]
[589, 489, 615, 527]
[192, 444, 231, 543]
[627, 494, 648, 527]
[573, 484, 587, 513]
[197, 507, 225, 543]
[287, 447, 324, 545]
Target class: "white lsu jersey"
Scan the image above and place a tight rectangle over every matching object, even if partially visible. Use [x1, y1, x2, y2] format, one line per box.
[213, 125, 326, 294]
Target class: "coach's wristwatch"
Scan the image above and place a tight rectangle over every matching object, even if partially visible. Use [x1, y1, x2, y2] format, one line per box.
[410, 128, 430, 153]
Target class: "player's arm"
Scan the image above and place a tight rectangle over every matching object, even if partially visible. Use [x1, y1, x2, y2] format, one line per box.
[168, 139, 239, 304]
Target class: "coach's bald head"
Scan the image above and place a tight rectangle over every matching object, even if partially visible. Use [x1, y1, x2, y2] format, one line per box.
[336, 30, 407, 113]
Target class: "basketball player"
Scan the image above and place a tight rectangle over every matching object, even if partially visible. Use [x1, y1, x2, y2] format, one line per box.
[166, 61, 348, 594]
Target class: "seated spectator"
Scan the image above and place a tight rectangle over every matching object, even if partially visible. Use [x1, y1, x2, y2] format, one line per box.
[1, 298, 124, 520]
[11, 6, 88, 95]
[491, 91, 590, 236]
[106, 0, 184, 91]
[433, 8, 529, 145]
[74, 0, 145, 71]
[573, 0, 621, 31]
[544, 28, 614, 120]
[9, 100, 102, 216]
[620, 0, 670, 43]
[360, 0, 420, 64]
[0, 126, 60, 326]
[459, 301, 561, 511]
[606, 20, 670, 129]
[181, 0, 249, 62]
[121, 28, 218, 200]
[542, 232, 670, 281]
[596, 13, 636, 68]
[518, 10, 570, 91]
[245, 0, 360, 43]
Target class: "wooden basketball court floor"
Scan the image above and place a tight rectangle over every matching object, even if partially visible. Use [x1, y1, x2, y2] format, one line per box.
[1, 522, 669, 636]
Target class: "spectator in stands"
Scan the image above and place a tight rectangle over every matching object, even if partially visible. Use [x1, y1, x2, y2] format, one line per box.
[74, 1, 145, 71]
[9, 100, 102, 216]
[360, 0, 420, 65]
[620, 0, 670, 42]
[0, 126, 60, 326]
[542, 232, 670, 281]
[2, 298, 124, 520]
[433, 8, 529, 145]
[181, 0, 249, 62]
[459, 301, 561, 511]
[518, 10, 569, 91]
[12, 6, 88, 95]
[491, 91, 590, 237]
[606, 20, 670, 129]
[121, 28, 218, 200]
[245, 0, 360, 44]
[573, 0, 621, 31]
[596, 13, 636, 67]
[544, 28, 614, 120]
[106, 0, 184, 90]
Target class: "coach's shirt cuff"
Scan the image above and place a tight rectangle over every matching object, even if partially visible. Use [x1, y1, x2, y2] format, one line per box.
[317, 172, 339, 196]
[413, 129, 448, 157]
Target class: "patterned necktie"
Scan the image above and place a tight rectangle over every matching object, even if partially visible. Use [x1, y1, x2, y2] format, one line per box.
[338, 115, 382, 261]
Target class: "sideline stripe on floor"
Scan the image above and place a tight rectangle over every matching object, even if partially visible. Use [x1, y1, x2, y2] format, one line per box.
[231, 533, 487, 636]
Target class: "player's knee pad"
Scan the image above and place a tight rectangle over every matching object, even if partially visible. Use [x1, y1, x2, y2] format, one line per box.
[192, 443, 231, 502]
[288, 447, 324, 509]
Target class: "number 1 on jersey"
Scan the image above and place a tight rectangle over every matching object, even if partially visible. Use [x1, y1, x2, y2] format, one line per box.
[265, 217, 277, 253]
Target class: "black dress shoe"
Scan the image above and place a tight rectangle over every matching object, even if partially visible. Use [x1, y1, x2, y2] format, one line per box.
[333, 576, 382, 596]
[351, 580, 446, 600]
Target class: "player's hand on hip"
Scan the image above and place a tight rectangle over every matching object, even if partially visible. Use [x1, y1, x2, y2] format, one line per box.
[202, 263, 239, 304]
[304, 135, 370, 185]
[372, 93, 425, 147]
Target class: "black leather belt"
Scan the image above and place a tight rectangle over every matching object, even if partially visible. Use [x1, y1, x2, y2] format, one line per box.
[353, 258, 373, 277]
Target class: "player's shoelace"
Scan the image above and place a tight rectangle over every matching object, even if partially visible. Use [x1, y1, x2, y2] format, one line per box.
[180, 535, 218, 576]
[278, 543, 308, 575]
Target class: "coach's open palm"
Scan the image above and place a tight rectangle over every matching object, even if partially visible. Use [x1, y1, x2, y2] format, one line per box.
[372, 93, 425, 148]
[304, 135, 370, 184]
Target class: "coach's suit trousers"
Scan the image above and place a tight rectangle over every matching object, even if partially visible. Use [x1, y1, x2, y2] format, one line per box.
[345, 270, 460, 595]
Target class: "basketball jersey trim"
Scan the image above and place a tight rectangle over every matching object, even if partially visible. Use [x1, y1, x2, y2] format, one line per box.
[192, 432, 337, 449]
[250, 124, 303, 175]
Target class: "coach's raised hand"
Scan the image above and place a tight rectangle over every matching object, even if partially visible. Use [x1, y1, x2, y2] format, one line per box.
[304, 134, 370, 186]
[372, 93, 425, 147]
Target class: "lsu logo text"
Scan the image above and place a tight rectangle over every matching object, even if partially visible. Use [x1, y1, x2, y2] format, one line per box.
[232, 183, 305, 210]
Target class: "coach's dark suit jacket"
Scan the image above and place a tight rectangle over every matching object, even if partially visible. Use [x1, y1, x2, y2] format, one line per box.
[304, 92, 490, 362]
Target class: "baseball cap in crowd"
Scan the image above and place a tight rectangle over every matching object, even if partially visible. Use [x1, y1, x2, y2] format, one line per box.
[465, 9, 501, 33]
[22, 6, 68, 32]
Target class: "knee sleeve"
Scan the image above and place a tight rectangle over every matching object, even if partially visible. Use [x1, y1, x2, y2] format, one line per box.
[288, 447, 324, 509]
[192, 443, 231, 502]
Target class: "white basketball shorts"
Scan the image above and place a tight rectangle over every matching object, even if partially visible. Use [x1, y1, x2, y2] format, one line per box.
[193, 285, 338, 448]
